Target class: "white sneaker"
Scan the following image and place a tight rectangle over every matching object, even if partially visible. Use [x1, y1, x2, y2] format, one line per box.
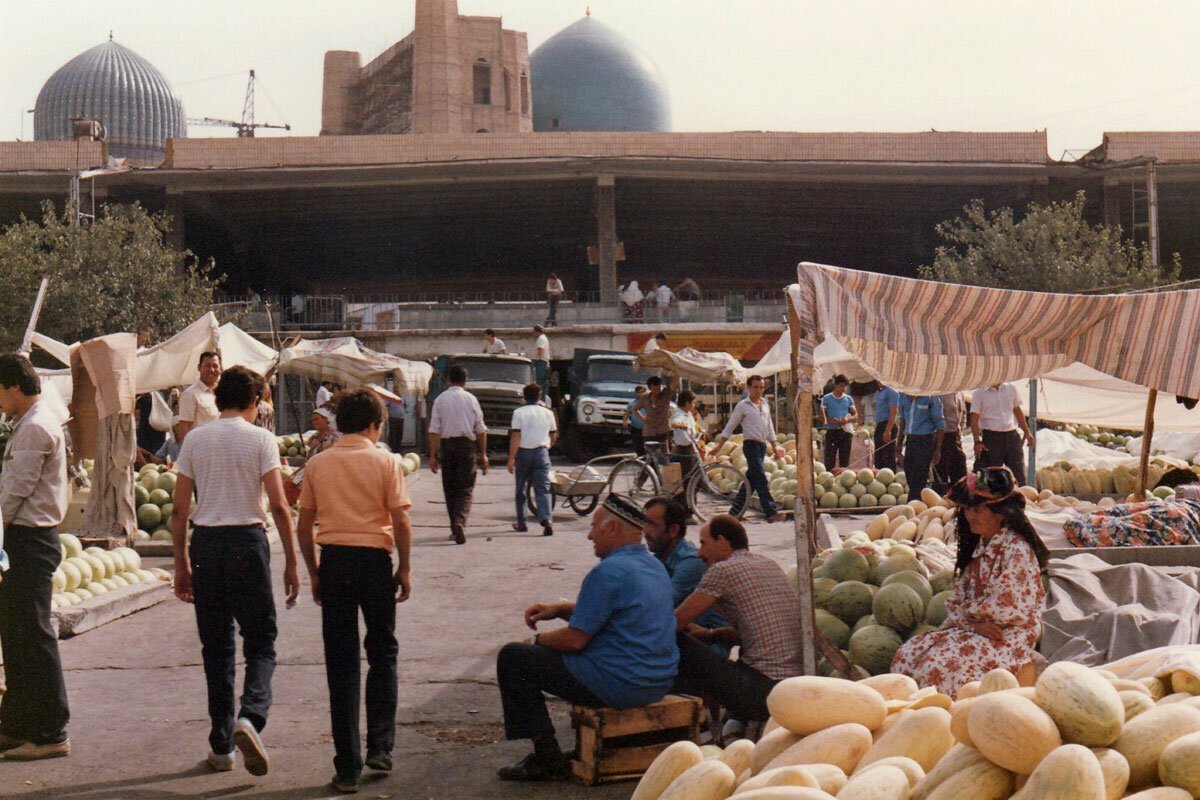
[206, 750, 235, 772]
[233, 718, 269, 776]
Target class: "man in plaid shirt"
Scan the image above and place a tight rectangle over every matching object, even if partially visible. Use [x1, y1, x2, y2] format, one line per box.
[672, 514, 803, 723]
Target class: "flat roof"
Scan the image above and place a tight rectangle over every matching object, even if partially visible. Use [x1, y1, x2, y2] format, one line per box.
[1090, 132, 1200, 164]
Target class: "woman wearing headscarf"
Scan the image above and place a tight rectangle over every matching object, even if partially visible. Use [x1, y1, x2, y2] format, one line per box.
[620, 281, 644, 322]
[890, 466, 1049, 696]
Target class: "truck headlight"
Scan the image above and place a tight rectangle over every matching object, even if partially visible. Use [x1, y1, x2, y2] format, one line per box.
[582, 402, 596, 416]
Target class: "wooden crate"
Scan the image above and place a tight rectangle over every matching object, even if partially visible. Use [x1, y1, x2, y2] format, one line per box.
[569, 694, 704, 785]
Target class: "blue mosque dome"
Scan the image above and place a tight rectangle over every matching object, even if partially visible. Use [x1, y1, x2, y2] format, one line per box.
[34, 39, 187, 162]
[530, 16, 671, 133]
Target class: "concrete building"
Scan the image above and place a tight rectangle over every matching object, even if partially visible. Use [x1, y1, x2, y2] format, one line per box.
[321, 0, 531, 136]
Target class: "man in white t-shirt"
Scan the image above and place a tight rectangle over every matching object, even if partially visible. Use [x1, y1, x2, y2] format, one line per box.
[170, 366, 300, 777]
[969, 382, 1035, 485]
[669, 390, 702, 475]
[545, 274, 564, 327]
[483, 329, 508, 355]
[507, 384, 558, 536]
[653, 282, 674, 322]
[643, 332, 667, 354]
[532, 325, 551, 395]
[177, 351, 222, 443]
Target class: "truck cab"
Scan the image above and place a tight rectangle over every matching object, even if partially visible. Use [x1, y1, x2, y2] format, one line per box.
[563, 350, 657, 460]
[432, 354, 535, 443]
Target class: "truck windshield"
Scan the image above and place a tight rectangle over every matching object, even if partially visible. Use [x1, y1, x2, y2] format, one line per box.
[588, 360, 653, 383]
[452, 359, 533, 384]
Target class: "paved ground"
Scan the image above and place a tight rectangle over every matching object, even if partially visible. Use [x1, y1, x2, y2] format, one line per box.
[1, 460, 803, 799]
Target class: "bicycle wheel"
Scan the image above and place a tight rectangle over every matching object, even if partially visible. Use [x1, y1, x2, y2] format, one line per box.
[606, 458, 661, 505]
[687, 463, 749, 522]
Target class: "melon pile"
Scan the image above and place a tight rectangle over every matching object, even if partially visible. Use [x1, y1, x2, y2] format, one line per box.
[1036, 458, 1196, 505]
[278, 434, 308, 458]
[1067, 424, 1133, 453]
[132, 463, 179, 542]
[52, 534, 170, 609]
[394, 451, 422, 477]
[816, 467, 911, 511]
[706, 434, 802, 510]
[631, 666, 1200, 800]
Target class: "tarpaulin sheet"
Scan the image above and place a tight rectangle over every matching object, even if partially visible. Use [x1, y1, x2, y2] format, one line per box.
[636, 346, 749, 386]
[276, 337, 433, 397]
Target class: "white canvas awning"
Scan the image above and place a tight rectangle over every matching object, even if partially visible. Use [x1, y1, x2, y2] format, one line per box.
[276, 337, 433, 397]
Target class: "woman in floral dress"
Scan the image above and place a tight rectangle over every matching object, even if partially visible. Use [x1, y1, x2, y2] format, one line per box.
[891, 466, 1049, 696]
[306, 407, 340, 456]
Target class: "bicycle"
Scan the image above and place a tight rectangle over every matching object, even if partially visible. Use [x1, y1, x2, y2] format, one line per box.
[605, 440, 750, 522]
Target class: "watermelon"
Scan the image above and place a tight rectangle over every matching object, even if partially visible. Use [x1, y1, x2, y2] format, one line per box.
[156, 472, 177, 493]
[925, 591, 951, 626]
[881, 571, 933, 607]
[871, 553, 928, 585]
[838, 494, 858, 509]
[812, 577, 838, 609]
[879, 494, 898, 506]
[815, 609, 851, 649]
[826, 580, 876, 626]
[929, 569, 955, 595]
[137, 503, 163, 530]
[906, 623, 938, 641]
[823, 548, 871, 583]
[148, 488, 171, 506]
[850, 483, 867, 498]
[853, 613, 877, 634]
[135, 484, 151, 506]
[876, 468, 896, 485]
[139, 473, 160, 492]
[819, 492, 839, 508]
[858, 493, 878, 507]
[838, 471, 858, 489]
[872, 583, 926, 634]
[867, 480, 888, 498]
[849, 624, 904, 675]
[151, 529, 173, 541]
[887, 482, 904, 497]
[857, 468, 875, 485]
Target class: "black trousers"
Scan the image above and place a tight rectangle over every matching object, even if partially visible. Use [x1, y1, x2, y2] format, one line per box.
[903, 434, 936, 502]
[981, 429, 1027, 485]
[191, 525, 277, 755]
[496, 643, 604, 740]
[439, 437, 477, 536]
[631, 428, 645, 456]
[873, 424, 897, 471]
[823, 429, 852, 469]
[932, 432, 968, 490]
[0, 525, 69, 744]
[672, 633, 776, 722]
[319, 546, 398, 779]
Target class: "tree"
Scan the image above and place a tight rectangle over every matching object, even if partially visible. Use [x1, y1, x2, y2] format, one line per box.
[919, 191, 1179, 293]
[0, 201, 221, 353]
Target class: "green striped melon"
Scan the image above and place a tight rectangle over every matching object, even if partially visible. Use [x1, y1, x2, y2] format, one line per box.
[871, 553, 928, 585]
[930, 569, 955, 595]
[826, 581, 876, 626]
[813, 577, 838, 609]
[824, 548, 871, 583]
[873, 583, 926, 634]
[853, 614, 878, 633]
[849, 624, 904, 675]
[882, 570, 933, 607]
[926, 591, 952, 626]
[815, 608, 852, 649]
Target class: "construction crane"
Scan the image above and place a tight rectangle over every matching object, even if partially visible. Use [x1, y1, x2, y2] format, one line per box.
[187, 70, 290, 137]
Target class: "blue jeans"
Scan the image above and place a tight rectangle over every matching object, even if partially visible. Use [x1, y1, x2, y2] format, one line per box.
[515, 447, 552, 525]
[738, 439, 777, 518]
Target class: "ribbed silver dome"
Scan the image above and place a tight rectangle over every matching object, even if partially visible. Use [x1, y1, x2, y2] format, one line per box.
[34, 39, 187, 162]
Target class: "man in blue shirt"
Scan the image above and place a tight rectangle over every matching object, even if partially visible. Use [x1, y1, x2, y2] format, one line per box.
[819, 374, 857, 469]
[902, 395, 945, 501]
[641, 497, 728, 635]
[495, 495, 678, 781]
[874, 384, 900, 472]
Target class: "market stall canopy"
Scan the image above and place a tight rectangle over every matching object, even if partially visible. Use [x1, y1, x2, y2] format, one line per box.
[276, 337, 433, 397]
[636, 346, 749, 386]
[1011, 363, 1200, 433]
[790, 262, 1200, 398]
[751, 329, 872, 387]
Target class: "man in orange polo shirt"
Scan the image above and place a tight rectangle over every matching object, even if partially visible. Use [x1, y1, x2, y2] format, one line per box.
[296, 388, 413, 795]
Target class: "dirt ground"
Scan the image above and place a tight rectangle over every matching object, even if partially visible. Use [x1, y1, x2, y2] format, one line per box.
[0, 460, 802, 799]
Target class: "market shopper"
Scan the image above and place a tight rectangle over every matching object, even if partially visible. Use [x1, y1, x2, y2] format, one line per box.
[820, 374, 857, 469]
[621, 282, 645, 322]
[902, 394, 946, 502]
[970, 382, 1034, 485]
[255, 382, 276, 432]
[672, 514, 804, 724]
[0, 354, 71, 761]
[177, 350, 222, 443]
[483, 329, 508, 355]
[532, 325, 551, 394]
[308, 408, 341, 457]
[635, 374, 680, 445]
[874, 383, 901, 471]
[508, 383, 557, 536]
[545, 273, 564, 327]
[494, 496, 678, 781]
[669, 390, 702, 474]
[622, 385, 648, 455]
[170, 365, 300, 777]
[428, 364, 488, 545]
[721, 375, 787, 523]
[892, 466, 1049, 695]
[295, 388, 413, 795]
[933, 391, 969, 490]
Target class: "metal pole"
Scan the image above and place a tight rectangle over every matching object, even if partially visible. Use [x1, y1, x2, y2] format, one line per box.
[1147, 162, 1160, 270]
[18, 275, 51, 357]
[1027, 378, 1038, 486]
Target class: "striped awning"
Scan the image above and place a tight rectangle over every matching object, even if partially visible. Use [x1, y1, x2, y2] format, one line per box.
[790, 262, 1200, 397]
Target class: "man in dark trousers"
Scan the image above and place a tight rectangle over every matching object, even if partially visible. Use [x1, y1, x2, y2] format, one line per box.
[873, 383, 900, 472]
[428, 365, 488, 545]
[933, 391, 968, 490]
[970, 382, 1034, 486]
[0, 354, 71, 760]
[902, 394, 946, 501]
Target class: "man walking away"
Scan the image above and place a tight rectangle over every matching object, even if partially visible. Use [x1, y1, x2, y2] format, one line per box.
[820, 374, 857, 470]
[654, 281, 674, 323]
[296, 389, 413, 794]
[902, 394, 945, 502]
[177, 351, 222, 443]
[874, 383, 900, 472]
[171, 366, 300, 777]
[428, 365, 488, 545]
[508, 384, 557, 537]
[970, 382, 1034, 485]
[545, 273, 564, 327]
[933, 391, 968, 490]
[0, 354, 71, 761]
[721, 375, 786, 523]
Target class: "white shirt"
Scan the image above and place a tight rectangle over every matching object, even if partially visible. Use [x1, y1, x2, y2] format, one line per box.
[546, 279, 564, 297]
[0, 399, 68, 529]
[175, 417, 281, 527]
[483, 338, 507, 354]
[721, 396, 777, 443]
[429, 386, 487, 440]
[643, 338, 660, 354]
[656, 285, 674, 305]
[178, 380, 219, 428]
[670, 409, 700, 447]
[534, 333, 551, 361]
[512, 403, 557, 449]
[972, 383, 1022, 432]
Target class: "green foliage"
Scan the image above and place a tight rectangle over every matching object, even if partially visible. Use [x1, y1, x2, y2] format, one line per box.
[919, 191, 1179, 293]
[0, 201, 221, 352]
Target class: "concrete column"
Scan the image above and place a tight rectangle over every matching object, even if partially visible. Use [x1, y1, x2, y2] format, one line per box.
[596, 175, 618, 304]
[412, 0, 462, 134]
[321, 51, 363, 135]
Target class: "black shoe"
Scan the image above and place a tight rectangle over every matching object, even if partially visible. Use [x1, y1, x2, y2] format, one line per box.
[330, 773, 359, 794]
[451, 526, 466, 544]
[542, 523, 554, 536]
[365, 751, 392, 772]
[497, 752, 567, 782]
[512, 523, 529, 532]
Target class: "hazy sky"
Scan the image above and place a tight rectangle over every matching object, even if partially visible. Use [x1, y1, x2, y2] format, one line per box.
[4, 0, 1200, 157]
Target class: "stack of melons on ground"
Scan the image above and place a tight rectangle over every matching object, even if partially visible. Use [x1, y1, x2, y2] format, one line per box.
[52, 534, 170, 609]
[631, 664, 1200, 800]
[816, 467, 911, 511]
[132, 462, 179, 541]
[706, 434, 801, 470]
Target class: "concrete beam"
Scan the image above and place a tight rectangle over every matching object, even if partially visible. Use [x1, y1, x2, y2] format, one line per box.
[596, 177, 617, 304]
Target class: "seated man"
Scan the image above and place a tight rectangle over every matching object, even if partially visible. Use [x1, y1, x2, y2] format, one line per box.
[673, 514, 803, 723]
[641, 497, 728, 639]
[495, 495, 679, 782]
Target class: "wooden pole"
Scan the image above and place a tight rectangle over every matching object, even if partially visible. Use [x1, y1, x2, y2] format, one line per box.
[1136, 389, 1158, 497]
